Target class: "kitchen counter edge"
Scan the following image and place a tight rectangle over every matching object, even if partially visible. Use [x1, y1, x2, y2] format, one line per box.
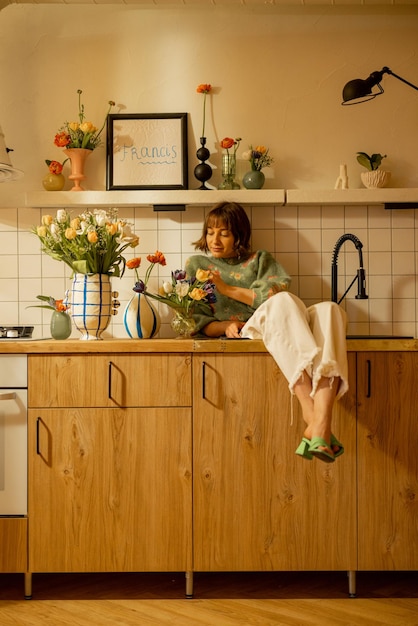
[0, 337, 417, 354]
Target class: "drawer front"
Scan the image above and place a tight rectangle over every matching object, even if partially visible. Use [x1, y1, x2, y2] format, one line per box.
[28, 354, 192, 408]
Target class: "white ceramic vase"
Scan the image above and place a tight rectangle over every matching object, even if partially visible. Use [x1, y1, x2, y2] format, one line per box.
[123, 292, 161, 339]
[70, 273, 113, 340]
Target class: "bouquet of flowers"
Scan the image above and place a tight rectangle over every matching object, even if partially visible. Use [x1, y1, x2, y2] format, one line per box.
[242, 145, 274, 171]
[32, 208, 139, 277]
[128, 261, 216, 317]
[53, 89, 115, 151]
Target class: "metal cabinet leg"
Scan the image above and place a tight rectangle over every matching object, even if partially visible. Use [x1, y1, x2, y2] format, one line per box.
[24, 572, 32, 600]
[348, 570, 356, 598]
[185, 571, 193, 598]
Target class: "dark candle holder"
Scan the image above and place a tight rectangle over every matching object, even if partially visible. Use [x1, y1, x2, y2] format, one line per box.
[194, 137, 212, 189]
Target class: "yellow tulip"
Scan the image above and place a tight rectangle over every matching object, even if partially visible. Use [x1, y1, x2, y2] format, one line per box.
[87, 230, 98, 244]
[41, 214, 53, 226]
[37, 225, 47, 237]
[196, 268, 211, 282]
[190, 287, 206, 301]
[65, 228, 77, 240]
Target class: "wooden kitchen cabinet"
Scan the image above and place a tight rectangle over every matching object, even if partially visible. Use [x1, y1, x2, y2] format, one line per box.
[27, 353, 192, 574]
[357, 352, 418, 570]
[0, 518, 27, 572]
[28, 353, 191, 408]
[193, 352, 357, 572]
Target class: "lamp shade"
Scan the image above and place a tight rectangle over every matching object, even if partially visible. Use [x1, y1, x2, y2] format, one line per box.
[0, 126, 23, 182]
[342, 71, 384, 105]
[342, 66, 418, 105]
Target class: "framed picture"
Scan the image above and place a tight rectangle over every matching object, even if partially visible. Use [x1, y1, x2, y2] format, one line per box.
[106, 113, 188, 190]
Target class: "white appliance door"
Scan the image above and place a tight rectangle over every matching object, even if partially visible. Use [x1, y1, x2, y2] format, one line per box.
[0, 389, 27, 515]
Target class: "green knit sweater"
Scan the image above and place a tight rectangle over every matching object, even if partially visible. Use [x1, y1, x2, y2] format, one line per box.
[185, 250, 291, 335]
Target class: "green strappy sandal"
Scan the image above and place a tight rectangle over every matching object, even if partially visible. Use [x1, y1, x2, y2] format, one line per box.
[295, 437, 313, 460]
[308, 437, 335, 463]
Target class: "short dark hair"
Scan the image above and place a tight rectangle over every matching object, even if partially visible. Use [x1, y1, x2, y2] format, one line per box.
[193, 202, 252, 257]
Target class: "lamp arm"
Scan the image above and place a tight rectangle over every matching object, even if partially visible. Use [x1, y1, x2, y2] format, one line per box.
[382, 67, 418, 92]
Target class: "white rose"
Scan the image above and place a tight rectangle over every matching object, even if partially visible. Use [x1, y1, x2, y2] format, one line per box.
[162, 281, 173, 294]
[241, 150, 252, 161]
[94, 210, 107, 227]
[56, 209, 67, 223]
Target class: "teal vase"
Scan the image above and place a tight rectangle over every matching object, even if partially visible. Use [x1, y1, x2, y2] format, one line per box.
[243, 169, 265, 189]
[50, 311, 72, 340]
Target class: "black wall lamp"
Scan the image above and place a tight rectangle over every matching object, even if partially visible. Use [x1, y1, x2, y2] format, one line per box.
[0, 125, 23, 182]
[342, 66, 418, 105]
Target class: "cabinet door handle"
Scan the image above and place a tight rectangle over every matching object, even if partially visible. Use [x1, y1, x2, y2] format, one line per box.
[202, 361, 206, 399]
[366, 359, 371, 398]
[108, 360, 114, 400]
[36, 417, 41, 455]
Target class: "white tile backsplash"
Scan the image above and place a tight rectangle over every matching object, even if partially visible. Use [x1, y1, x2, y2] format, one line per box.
[1, 203, 417, 339]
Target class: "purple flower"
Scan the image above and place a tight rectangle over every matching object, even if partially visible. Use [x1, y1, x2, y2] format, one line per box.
[172, 269, 187, 281]
[133, 279, 146, 293]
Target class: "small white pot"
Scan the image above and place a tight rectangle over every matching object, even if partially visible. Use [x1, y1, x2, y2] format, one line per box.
[361, 170, 391, 188]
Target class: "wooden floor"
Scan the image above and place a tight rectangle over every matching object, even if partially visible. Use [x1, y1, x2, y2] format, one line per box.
[0, 571, 417, 626]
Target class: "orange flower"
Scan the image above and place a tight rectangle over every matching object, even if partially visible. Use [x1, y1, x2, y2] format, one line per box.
[220, 137, 235, 150]
[147, 251, 166, 266]
[54, 299, 68, 312]
[126, 257, 141, 270]
[196, 84, 212, 94]
[54, 132, 71, 148]
[48, 160, 63, 175]
[196, 84, 212, 138]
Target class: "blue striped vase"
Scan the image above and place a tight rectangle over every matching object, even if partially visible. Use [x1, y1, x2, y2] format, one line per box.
[70, 274, 112, 340]
[123, 292, 161, 339]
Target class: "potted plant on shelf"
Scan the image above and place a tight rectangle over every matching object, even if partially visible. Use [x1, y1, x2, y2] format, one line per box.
[356, 151, 390, 188]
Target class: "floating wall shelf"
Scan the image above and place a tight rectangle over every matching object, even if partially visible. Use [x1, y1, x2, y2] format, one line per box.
[286, 188, 418, 206]
[25, 189, 285, 208]
[25, 187, 418, 209]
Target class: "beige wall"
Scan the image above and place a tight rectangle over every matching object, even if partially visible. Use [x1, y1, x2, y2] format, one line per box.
[0, 4, 417, 338]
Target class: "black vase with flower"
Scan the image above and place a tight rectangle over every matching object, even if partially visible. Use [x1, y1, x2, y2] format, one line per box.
[194, 84, 213, 189]
[194, 137, 212, 189]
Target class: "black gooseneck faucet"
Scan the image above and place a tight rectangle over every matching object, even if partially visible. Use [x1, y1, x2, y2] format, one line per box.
[331, 233, 368, 304]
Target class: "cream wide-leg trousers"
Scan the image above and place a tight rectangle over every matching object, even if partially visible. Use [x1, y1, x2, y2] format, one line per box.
[241, 292, 348, 400]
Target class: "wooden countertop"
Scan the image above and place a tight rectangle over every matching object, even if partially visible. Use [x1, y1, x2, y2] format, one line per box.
[0, 337, 417, 354]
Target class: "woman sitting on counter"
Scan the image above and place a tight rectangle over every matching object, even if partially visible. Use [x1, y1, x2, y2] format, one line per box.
[186, 201, 348, 464]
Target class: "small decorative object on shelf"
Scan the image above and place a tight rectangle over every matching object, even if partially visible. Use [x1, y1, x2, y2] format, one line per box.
[42, 159, 67, 191]
[334, 164, 349, 189]
[218, 137, 241, 190]
[125, 253, 167, 339]
[356, 151, 390, 188]
[135, 267, 216, 338]
[241, 145, 274, 189]
[28, 294, 72, 340]
[63, 147, 92, 192]
[194, 84, 213, 189]
[53, 89, 115, 191]
[31, 207, 139, 339]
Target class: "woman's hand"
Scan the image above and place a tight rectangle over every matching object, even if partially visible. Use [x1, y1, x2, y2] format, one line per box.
[224, 321, 245, 338]
[209, 270, 255, 306]
[203, 319, 245, 338]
